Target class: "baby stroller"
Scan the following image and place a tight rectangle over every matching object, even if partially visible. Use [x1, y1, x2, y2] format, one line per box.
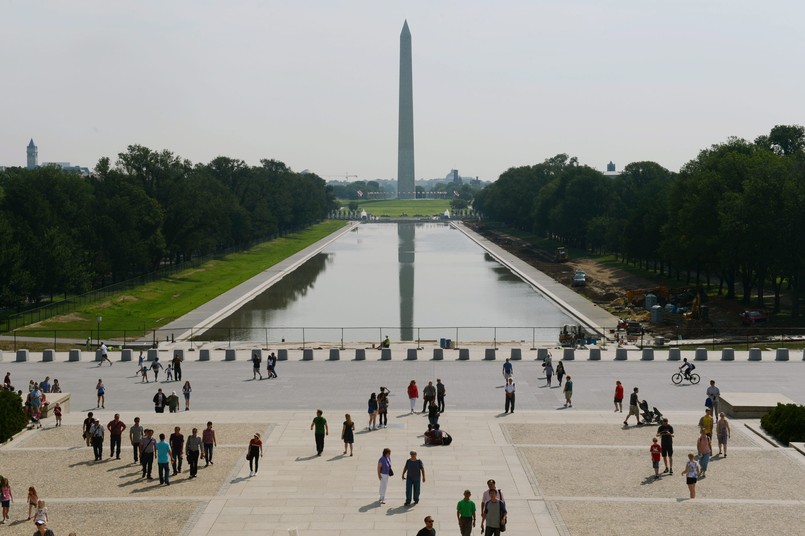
[29, 409, 42, 429]
[639, 400, 662, 425]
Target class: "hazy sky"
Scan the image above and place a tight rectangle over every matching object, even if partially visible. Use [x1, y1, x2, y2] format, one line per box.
[2, 1, 802, 180]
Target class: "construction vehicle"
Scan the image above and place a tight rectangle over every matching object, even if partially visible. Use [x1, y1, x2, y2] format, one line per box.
[559, 324, 594, 347]
[554, 247, 568, 262]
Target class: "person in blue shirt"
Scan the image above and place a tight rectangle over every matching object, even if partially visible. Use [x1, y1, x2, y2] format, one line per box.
[502, 359, 513, 381]
[156, 433, 173, 486]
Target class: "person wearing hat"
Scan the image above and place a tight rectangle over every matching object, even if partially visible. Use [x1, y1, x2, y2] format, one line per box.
[34, 519, 55, 536]
[247, 432, 263, 477]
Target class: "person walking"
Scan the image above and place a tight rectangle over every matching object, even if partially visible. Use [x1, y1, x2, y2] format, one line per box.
[140, 429, 157, 480]
[481, 479, 504, 513]
[99, 342, 113, 366]
[247, 432, 263, 477]
[698, 408, 714, 440]
[0, 477, 12, 525]
[502, 358, 513, 381]
[106, 413, 126, 459]
[614, 380, 624, 413]
[416, 516, 436, 536]
[151, 358, 163, 382]
[367, 393, 378, 430]
[650, 437, 662, 480]
[377, 448, 392, 504]
[153, 388, 166, 413]
[186, 427, 202, 478]
[422, 381, 436, 413]
[170, 426, 184, 475]
[96, 379, 105, 408]
[251, 351, 263, 380]
[456, 489, 476, 536]
[481, 488, 507, 536]
[556, 361, 566, 386]
[167, 391, 180, 413]
[563, 376, 573, 407]
[26, 486, 38, 521]
[136, 351, 145, 374]
[716, 412, 731, 456]
[182, 381, 192, 411]
[436, 379, 446, 413]
[266, 352, 277, 378]
[156, 433, 173, 486]
[341, 414, 355, 456]
[402, 450, 426, 505]
[34, 519, 54, 536]
[53, 402, 62, 427]
[624, 387, 643, 426]
[656, 417, 675, 474]
[129, 417, 143, 464]
[89, 418, 104, 461]
[545, 361, 554, 387]
[377, 390, 389, 428]
[408, 380, 419, 414]
[504, 378, 515, 414]
[202, 421, 217, 466]
[682, 452, 701, 498]
[32, 498, 47, 526]
[140, 364, 149, 383]
[310, 409, 329, 456]
[696, 428, 712, 477]
[165, 364, 173, 382]
[172, 352, 182, 382]
[706, 380, 720, 417]
[83, 411, 94, 447]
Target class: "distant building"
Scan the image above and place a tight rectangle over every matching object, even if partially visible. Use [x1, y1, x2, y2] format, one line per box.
[446, 169, 462, 184]
[42, 162, 91, 175]
[27, 139, 38, 169]
[604, 160, 620, 178]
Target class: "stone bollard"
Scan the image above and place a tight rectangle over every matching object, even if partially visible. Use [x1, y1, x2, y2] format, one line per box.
[354, 349, 366, 361]
[641, 348, 654, 361]
[588, 348, 601, 361]
[537, 348, 550, 361]
[173, 349, 184, 362]
[0, 350, 3, 362]
[225, 349, 237, 361]
[615, 348, 628, 361]
[121, 349, 133, 362]
[16, 349, 29, 362]
[562, 348, 575, 361]
[775, 348, 789, 361]
[94, 349, 103, 362]
[277, 349, 289, 361]
[329, 349, 340, 361]
[458, 348, 470, 361]
[303, 349, 314, 361]
[484, 348, 496, 360]
[199, 349, 211, 361]
[68, 349, 81, 362]
[251, 349, 262, 363]
[721, 348, 735, 361]
[668, 348, 681, 361]
[694, 348, 708, 361]
[147, 349, 159, 361]
[748, 348, 762, 361]
[510, 348, 522, 361]
[42, 349, 56, 362]
[380, 348, 392, 361]
[406, 348, 418, 361]
[432, 348, 443, 361]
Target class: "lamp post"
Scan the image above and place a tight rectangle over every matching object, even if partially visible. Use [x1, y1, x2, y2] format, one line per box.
[96, 316, 102, 346]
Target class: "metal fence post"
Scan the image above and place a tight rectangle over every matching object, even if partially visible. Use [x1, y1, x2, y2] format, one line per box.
[303, 328, 306, 349]
[531, 328, 536, 350]
[341, 328, 344, 350]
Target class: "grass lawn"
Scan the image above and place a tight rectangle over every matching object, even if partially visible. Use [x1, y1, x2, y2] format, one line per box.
[17, 220, 347, 337]
[350, 199, 450, 217]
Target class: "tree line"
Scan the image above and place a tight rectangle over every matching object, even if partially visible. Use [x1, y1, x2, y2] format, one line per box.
[473, 125, 805, 316]
[0, 145, 336, 308]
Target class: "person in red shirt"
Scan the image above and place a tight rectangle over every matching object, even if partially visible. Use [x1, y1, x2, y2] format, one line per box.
[614, 381, 624, 413]
[106, 414, 127, 460]
[408, 380, 419, 414]
[650, 437, 662, 480]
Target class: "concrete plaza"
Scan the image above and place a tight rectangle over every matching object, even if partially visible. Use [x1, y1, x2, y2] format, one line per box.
[2, 353, 805, 535]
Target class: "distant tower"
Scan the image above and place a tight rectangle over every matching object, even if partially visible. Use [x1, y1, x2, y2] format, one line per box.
[27, 139, 38, 169]
[606, 161, 616, 173]
[397, 20, 415, 199]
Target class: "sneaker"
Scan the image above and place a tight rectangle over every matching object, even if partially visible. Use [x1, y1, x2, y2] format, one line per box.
[654, 475, 660, 480]
[623, 421, 628, 426]
[249, 471, 254, 477]
[669, 469, 673, 475]
[637, 422, 644, 426]
[663, 468, 669, 473]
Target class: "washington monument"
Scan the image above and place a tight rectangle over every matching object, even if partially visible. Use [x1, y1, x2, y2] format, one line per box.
[397, 20, 415, 199]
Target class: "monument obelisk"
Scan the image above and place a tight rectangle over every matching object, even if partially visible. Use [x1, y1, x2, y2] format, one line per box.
[397, 20, 415, 199]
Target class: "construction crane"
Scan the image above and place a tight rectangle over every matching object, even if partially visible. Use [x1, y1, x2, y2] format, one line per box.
[326, 173, 357, 181]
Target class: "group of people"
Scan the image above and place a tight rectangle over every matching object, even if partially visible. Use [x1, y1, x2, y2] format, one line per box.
[137, 353, 184, 384]
[250, 351, 279, 380]
[366, 387, 390, 430]
[151, 384, 192, 412]
[411, 478, 508, 536]
[0, 477, 77, 535]
[406, 379, 447, 415]
[6, 373, 63, 428]
[623, 376, 732, 499]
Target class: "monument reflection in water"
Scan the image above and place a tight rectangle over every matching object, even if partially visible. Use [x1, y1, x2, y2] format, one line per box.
[203, 223, 574, 343]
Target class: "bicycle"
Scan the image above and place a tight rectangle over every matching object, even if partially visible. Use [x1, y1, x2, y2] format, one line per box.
[671, 371, 700, 385]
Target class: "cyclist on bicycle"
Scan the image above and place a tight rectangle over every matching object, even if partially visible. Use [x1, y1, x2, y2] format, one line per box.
[679, 358, 695, 380]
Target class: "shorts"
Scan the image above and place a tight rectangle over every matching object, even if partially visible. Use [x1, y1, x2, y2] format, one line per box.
[629, 405, 640, 417]
[686, 477, 697, 485]
[661, 444, 673, 457]
[652, 460, 660, 469]
[1, 500, 9, 508]
[614, 398, 623, 404]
